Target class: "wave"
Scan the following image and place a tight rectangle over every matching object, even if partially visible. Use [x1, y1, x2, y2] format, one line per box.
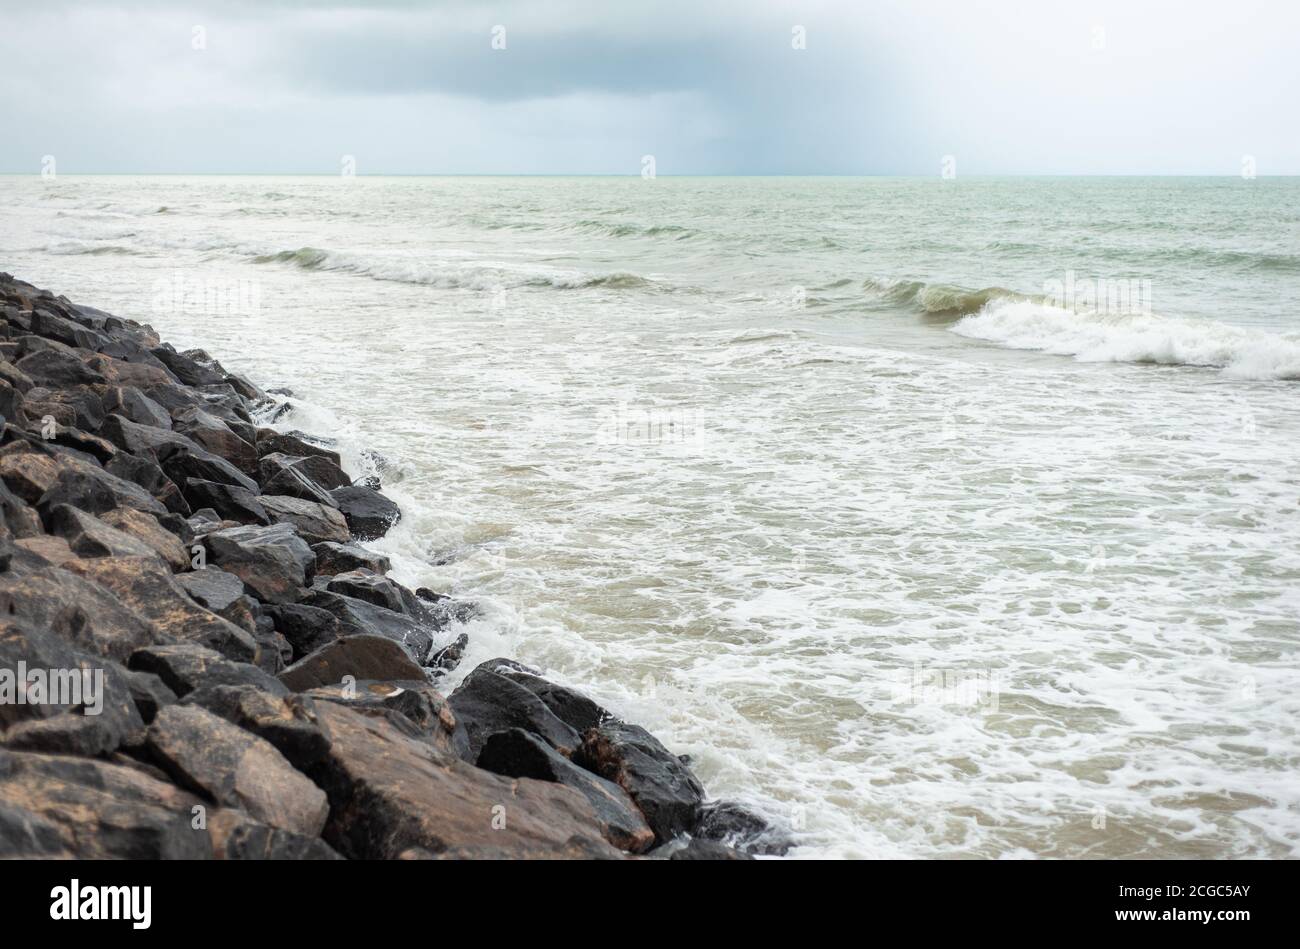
[39, 240, 142, 257]
[950, 298, 1300, 380]
[862, 277, 1019, 315]
[251, 245, 653, 291]
[570, 219, 699, 241]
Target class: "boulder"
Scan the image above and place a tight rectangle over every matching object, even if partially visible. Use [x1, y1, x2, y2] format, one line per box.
[278, 634, 426, 692]
[257, 452, 337, 506]
[13, 534, 78, 566]
[447, 663, 583, 762]
[693, 800, 794, 856]
[312, 540, 390, 576]
[574, 721, 706, 846]
[260, 494, 349, 545]
[128, 643, 286, 698]
[48, 504, 163, 562]
[306, 701, 621, 859]
[478, 658, 612, 733]
[478, 728, 655, 853]
[206, 809, 342, 860]
[663, 839, 753, 861]
[66, 556, 258, 662]
[263, 603, 341, 660]
[162, 446, 259, 494]
[175, 567, 259, 632]
[97, 507, 189, 571]
[203, 523, 314, 604]
[101, 385, 173, 430]
[299, 588, 433, 662]
[126, 670, 177, 724]
[303, 677, 465, 757]
[0, 748, 211, 858]
[181, 684, 330, 769]
[329, 485, 401, 541]
[257, 430, 341, 467]
[104, 452, 190, 516]
[173, 406, 258, 475]
[149, 346, 226, 387]
[14, 348, 105, 387]
[182, 478, 269, 526]
[145, 704, 328, 836]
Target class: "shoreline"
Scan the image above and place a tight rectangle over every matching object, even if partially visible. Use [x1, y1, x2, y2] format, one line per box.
[0, 271, 789, 859]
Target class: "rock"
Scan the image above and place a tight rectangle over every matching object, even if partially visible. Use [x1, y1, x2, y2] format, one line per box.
[102, 385, 173, 430]
[14, 348, 105, 387]
[128, 643, 286, 698]
[0, 565, 161, 663]
[574, 721, 706, 846]
[206, 809, 342, 860]
[306, 701, 621, 859]
[104, 452, 190, 516]
[312, 540, 390, 576]
[447, 663, 583, 762]
[126, 670, 177, 724]
[48, 504, 164, 561]
[145, 704, 328, 836]
[0, 444, 165, 516]
[329, 485, 401, 541]
[257, 430, 341, 467]
[278, 634, 427, 692]
[303, 677, 465, 756]
[257, 452, 337, 506]
[299, 589, 433, 662]
[13, 534, 78, 566]
[428, 632, 468, 675]
[203, 523, 314, 604]
[175, 567, 260, 631]
[181, 685, 330, 770]
[173, 406, 258, 475]
[693, 800, 794, 856]
[0, 747, 211, 858]
[149, 346, 226, 387]
[162, 445, 259, 494]
[480, 658, 613, 733]
[182, 478, 269, 526]
[263, 603, 341, 660]
[322, 570, 426, 617]
[97, 507, 189, 571]
[478, 728, 655, 853]
[290, 453, 351, 491]
[31, 421, 115, 463]
[663, 839, 753, 860]
[67, 556, 258, 662]
[0, 478, 42, 537]
[98, 412, 192, 459]
[259, 494, 349, 545]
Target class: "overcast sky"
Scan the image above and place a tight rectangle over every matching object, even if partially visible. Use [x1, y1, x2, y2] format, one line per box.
[1, 0, 1296, 175]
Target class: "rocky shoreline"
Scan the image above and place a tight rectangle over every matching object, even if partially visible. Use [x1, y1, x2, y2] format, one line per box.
[0, 272, 788, 860]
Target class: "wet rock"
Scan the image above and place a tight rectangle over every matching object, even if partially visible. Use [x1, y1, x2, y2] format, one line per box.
[322, 570, 426, 617]
[299, 588, 433, 662]
[428, 632, 469, 675]
[145, 704, 328, 835]
[206, 809, 342, 860]
[303, 677, 465, 757]
[307, 700, 621, 859]
[263, 603, 341, 661]
[182, 684, 330, 769]
[149, 345, 226, 387]
[663, 839, 753, 861]
[480, 658, 613, 733]
[203, 523, 314, 604]
[14, 348, 105, 387]
[0, 747, 211, 858]
[173, 406, 258, 475]
[574, 721, 706, 846]
[278, 634, 427, 692]
[182, 478, 270, 526]
[312, 540, 390, 576]
[67, 556, 258, 662]
[478, 728, 655, 853]
[128, 642, 287, 699]
[329, 484, 401, 540]
[260, 494, 349, 545]
[693, 800, 794, 856]
[257, 429, 341, 467]
[257, 452, 337, 506]
[447, 663, 583, 762]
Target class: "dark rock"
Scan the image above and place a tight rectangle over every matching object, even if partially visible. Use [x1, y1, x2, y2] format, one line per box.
[299, 589, 433, 662]
[98, 412, 192, 459]
[102, 385, 172, 430]
[14, 348, 105, 387]
[478, 728, 655, 853]
[694, 800, 794, 856]
[259, 494, 349, 545]
[128, 643, 287, 699]
[149, 345, 226, 386]
[447, 663, 583, 763]
[173, 406, 258, 475]
[182, 684, 330, 769]
[68, 555, 258, 662]
[278, 634, 427, 692]
[207, 809, 342, 860]
[480, 658, 613, 734]
[98, 507, 189, 571]
[162, 445, 259, 494]
[104, 452, 189, 516]
[663, 839, 753, 860]
[257, 430, 341, 467]
[257, 452, 337, 506]
[264, 603, 341, 661]
[322, 570, 426, 617]
[307, 700, 621, 859]
[182, 478, 269, 526]
[312, 540, 390, 576]
[176, 567, 259, 631]
[428, 632, 468, 675]
[48, 504, 163, 561]
[145, 704, 328, 835]
[304, 677, 465, 755]
[574, 721, 706, 846]
[126, 670, 177, 724]
[203, 523, 314, 604]
[329, 485, 401, 541]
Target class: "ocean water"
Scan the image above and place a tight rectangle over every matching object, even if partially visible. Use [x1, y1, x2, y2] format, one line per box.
[3, 175, 1299, 858]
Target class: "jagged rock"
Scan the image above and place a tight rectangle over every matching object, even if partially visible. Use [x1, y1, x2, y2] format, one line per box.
[67, 556, 258, 662]
[99, 412, 192, 458]
[304, 678, 465, 756]
[307, 701, 621, 859]
[1, 444, 165, 515]
[447, 663, 583, 762]
[329, 485, 401, 540]
[264, 603, 341, 660]
[0, 747, 212, 858]
[104, 452, 190, 516]
[257, 452, 337, 506]
[479, 658, 613, 733]
[257, 430, 341, 467]
[14, 348, 105, 387]
[0, 478, 42, 537]
[478, 728, 655, 853]
[162, 445, 259, 494]
[98, 507, 189, 571]
[693, 800, 794, 856]
[663, 839, 753, 860]
[102, 385, 173, 430]
[85, 352, 176, 389]
[149, 346, 226, 387]
[182, 684, 330, 769]
[321, 570, 426, 617]
[0, 565, 161, 663]
[48, 504, 163, 561]
[278, 634, 427, 692]
[312, 540, 390, 576]
[428, 632, 468, 675]
[31, 422, 115, 464]
[0, 359, 34, 393]
[126, 670, 177, 724]
[203, 523, 314, 604]
[574, 721, 706, 846]
[182, 478, 269, 526]
[128, 642, 287, 699]
[299, 588, 433, 662]
[173, 406, 258, 475]
[13, 534, 78, 566]
[145, 704, 328, 836]
[290, 453, 351, 491]
[260, 494, 349, 545]
[175, 567, 259, 631]
[206, 809, 342, 860]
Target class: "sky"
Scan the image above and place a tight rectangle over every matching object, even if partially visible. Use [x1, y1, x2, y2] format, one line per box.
[0, 0, 1297, 175]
